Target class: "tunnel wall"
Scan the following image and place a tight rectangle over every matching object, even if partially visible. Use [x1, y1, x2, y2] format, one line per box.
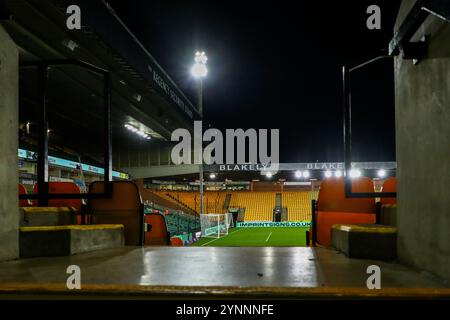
[0, 25, 19, 261]
[395, 0, 450, 280]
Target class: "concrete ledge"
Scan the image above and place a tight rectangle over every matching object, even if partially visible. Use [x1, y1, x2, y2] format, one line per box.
[19, 224, 124, 257]
[332, 224, 397, 261]
[1, 283, 450, 299]
[20, 207, 76, 227]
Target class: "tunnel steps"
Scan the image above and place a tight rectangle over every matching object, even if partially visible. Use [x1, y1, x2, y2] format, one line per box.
[18, 207, 124, 258]
[332, 224, 397, 261]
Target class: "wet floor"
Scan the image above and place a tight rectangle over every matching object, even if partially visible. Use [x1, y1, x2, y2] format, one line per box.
[0, 246, 446, 289]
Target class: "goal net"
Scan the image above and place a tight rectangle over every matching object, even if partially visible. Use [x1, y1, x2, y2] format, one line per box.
[200, 213, 233, 238]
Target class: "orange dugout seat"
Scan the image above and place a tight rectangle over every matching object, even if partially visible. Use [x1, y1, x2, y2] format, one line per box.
[145, 214, 170, 245]
[380, 177, 397, 205]
[88, 181, 144, 246]
[19, 184, 31, 207]
[33, 182, 86, 224]
[312, 177, 376, 246]
[170, 237, 184, 246]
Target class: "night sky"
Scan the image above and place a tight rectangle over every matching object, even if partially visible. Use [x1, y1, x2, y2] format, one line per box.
[107, 0, 401, 163]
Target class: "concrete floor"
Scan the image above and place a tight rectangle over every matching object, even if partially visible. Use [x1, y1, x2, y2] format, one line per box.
[0, 246, 447, 291]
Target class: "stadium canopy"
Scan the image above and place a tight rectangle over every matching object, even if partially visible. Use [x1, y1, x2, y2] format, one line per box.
[1, 0, 198, 164]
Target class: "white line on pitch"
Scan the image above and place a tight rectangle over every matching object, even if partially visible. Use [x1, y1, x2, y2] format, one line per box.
[201, 228, 244, 246]
[265, 232, 273, 242]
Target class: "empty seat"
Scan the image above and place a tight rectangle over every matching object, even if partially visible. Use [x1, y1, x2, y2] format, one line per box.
[170, 237, 184, 246]
[33, 182, 85, 224]
[88, 181, 144, 246]
[313, 177, 376, 246]
[19, 184, 31, 207]
[145, 214, 170, 245]
[380, 177, 397, 205]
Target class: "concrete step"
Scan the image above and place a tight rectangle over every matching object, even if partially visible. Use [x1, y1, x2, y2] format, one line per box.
[20, 207, 76, 227]
[19, 224, 124, 258]
[332, 224, 397, 261]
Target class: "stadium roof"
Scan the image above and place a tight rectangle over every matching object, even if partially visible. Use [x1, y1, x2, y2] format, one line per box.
[1, 0, 198, 163]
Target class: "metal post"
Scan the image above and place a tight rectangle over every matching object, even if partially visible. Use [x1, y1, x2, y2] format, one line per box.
[37, 64, 49, 206]
[342, 66, 352, 197]
[199, 79, 204, 215]
[104, 72, 112, 195]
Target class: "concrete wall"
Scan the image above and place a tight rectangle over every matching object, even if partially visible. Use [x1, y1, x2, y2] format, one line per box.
[0, 25, 19, 261]
[395, 1, 450, 280]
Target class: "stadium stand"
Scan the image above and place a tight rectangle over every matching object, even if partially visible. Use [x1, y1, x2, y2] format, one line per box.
[229, 191, 276, 221]
[154, 191, 227, 214]
[282, 191, 315, 221]
[144, 213, 170, 245]
[311, 177, 377, 246]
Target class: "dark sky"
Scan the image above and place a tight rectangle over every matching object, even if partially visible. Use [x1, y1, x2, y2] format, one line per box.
[107, 0, 401, 163]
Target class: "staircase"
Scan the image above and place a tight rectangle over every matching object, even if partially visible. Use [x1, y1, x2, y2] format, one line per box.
[19, 207, 124, 258]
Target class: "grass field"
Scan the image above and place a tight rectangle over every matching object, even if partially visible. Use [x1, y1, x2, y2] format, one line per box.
[191, 227, 308, 247]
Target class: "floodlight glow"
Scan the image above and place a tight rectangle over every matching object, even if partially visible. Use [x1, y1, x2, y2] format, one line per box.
[349, 169, 362, 178]
[192, 51, 208, 78]
[302, 170, 310, 179]
[324, 170, 332, 178]
[377, 169, 386, 178]
[191, 63, 208, 78]
[209, 173, 216, 179]
[125, 123, 151, 140]
[265, 172, 273, 178]
[335, 170, 343, 178]
[295, 170, 302, 178]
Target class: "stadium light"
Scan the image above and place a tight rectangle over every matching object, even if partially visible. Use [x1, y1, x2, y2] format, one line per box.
[191, 51, 208, 78]
[302, 170, 310, 179]
[191, 51, 208, 216]
[335, 170, 343, 178]
[324, 170, 332, 178]
[349, 169, 362, 178]
[209, 173, 216, 179]
[124, 123, 151, 140]
[377, 169, 386, 178]
[265, 172, 273, 179]
[294, 170, 302, 179]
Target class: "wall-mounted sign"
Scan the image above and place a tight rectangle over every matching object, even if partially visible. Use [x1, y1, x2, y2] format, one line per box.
[18, 149, 129, 179]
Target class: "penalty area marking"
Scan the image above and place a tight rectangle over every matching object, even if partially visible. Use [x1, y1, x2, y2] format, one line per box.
[265, 232, 273, 242]
[201, 228, 244, 247]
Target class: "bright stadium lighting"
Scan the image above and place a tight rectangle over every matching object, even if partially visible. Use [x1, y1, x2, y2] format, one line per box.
[324, 170, 332, 178]
[191, 51, 208, 78]
[349, 169, 362, 178]
[265, 172, 273, 179]
[295, 170, 302, 179]
[209, 173, 216, 179]
[302, 170, 310, 179]
[335, 170, 343, 178]
[125, 123, 151, 140]
[377, 169, 386, 178]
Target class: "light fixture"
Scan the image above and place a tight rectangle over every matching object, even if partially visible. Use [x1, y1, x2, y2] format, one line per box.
[302, 170, 310, 179]
[324, 170, 332, 178]
[295, 170, 302, 179]
[377, 169, 386, 178]
[191, 51, 208, 78]
[349, 169, 362, 178]
[124, 123, 151, 140]
[335, 170, 343, 178]
[265, 172, 273, 178]
[209, 173, 216, 179]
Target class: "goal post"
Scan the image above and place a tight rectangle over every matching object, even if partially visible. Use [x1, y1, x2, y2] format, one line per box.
[200, 213, 233, 238]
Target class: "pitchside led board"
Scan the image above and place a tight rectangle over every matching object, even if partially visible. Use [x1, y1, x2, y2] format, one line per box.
[237, 221, 311, 228]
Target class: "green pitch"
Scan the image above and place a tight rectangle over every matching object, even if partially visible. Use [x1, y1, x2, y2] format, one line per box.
[191, 227, 308, 247]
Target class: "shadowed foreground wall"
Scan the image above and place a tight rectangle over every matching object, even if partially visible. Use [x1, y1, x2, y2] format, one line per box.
[0, 25, 19, 261]
[395, 0, 450, 280]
